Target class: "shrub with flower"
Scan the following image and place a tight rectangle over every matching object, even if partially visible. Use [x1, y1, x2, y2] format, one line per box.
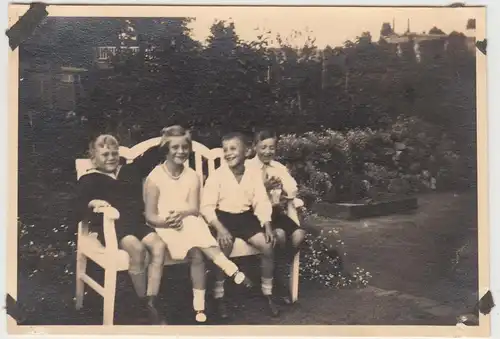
[299, 225, 372, 288]
[285, 210, 373, 289]
[276, 116, 467, 204]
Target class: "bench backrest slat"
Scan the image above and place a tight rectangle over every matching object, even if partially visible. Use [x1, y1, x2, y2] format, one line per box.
[75, 138, 224, 181]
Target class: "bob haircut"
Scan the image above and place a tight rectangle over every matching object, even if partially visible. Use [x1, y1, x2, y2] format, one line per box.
[159, 125, 192, 152]
[88, 134, 119, 159]
[253, 129, 278, 145]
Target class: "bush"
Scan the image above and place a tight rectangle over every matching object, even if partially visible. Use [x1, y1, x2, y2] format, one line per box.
[277, 116, 470, 204]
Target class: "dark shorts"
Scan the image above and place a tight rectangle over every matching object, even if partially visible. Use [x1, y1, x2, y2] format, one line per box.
[92, 220, 156, 247]
[212, 209, 265, 242]
[271, 207, 300, 238]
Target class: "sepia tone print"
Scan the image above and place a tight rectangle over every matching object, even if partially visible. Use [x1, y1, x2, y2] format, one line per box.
[7, 4, 489, 337]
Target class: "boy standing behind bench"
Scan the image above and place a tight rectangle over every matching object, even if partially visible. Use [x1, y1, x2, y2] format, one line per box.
[201, 132, 280, 319]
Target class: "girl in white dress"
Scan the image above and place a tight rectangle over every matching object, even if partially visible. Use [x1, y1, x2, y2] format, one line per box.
[144, 125, 252, 323]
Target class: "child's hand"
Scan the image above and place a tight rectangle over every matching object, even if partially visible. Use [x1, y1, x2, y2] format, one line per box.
[171, 212, 184, 230]
[88, 200, 111, 212]
[165, 211, 183, 230]
[217, 227, 233, 250]
[265, 176, 282, 191]
[264, 223, 276, 247]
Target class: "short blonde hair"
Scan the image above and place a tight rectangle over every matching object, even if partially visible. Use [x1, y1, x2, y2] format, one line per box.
[159, 125, 192, 152]
[88, 134, 119, 159]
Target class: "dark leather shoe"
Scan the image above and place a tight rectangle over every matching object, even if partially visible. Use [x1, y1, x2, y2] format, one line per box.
[145, 296, 168, 325]
[264, 295, 280, 317]
[241, 275, 254, 289]
[214, 297, 229, 320]
[278, 295, 293, 305]
[274, 278, 293, 305]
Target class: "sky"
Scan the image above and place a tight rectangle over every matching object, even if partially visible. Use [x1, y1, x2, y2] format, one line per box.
[181, 7, 483, 48]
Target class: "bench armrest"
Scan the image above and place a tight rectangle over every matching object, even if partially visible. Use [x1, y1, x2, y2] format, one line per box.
[93, 205, 120, 251]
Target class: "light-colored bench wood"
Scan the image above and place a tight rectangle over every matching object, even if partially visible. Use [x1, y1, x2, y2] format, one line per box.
[74, 137, 302, 325]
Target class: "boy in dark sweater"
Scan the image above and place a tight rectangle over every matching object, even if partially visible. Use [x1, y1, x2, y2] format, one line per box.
[76, 134, 166, 324]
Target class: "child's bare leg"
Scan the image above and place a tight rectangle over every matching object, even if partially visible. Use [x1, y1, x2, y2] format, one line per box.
[140, 232, 167, 325]
[189, 248, 206, 290]
[188, 248, 207, 322]
[290, 229, 307, 252]
[141, 233, 166, 297]
[274, 228, 287, 248]
[273, 228, 289, 295]
[275, 228, 305, 305]
[247, 232, 280, 317]
[120, 235, 147, 298]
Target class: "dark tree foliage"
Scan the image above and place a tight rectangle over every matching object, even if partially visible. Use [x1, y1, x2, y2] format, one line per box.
[19, 17, 477, 190]
[20, 17, 475, 143]
[429, 26, 446, 35]
[17, 17, 477, 255]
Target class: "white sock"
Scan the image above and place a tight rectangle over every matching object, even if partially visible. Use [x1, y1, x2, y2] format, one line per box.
[213, 280, 225, 299]
[193, 289, 205, 311]
[261, 277, 273, 296]
[212, 252, 239, 277]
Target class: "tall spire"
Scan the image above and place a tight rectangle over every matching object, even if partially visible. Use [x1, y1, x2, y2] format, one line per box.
[406, 18, 411, 33]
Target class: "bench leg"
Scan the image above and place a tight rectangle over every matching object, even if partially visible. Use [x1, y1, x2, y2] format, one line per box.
[103, 269, 118, 325]
[75, 250, 87, 310]
[289, 251, 300, 303]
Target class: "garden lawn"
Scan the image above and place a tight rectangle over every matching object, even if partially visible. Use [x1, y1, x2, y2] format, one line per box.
[309, 191, 479, 317]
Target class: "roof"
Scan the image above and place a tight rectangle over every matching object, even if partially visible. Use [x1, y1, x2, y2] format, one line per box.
[60, 66, 88, 73]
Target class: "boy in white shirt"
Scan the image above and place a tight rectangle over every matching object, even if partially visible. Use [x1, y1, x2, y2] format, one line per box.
[247, 130, 307, 305]
[201, 132, 280, 319]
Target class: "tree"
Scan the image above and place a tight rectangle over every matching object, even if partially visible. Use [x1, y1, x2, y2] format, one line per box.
[78, 17, 202, 141]
[466, 18, 476, 30]
[356, 32, 372, 45]
[380, 22, 394, 37]
[20, 17, 124, 69]
[429, 26, 446, 35]
[206, 20, 239, 57]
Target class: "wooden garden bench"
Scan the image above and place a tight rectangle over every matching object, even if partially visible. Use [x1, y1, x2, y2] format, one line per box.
[74, 137, 303, 325]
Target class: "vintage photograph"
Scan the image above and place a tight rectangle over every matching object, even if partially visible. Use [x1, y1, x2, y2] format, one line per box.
[9, 3, 489, 336]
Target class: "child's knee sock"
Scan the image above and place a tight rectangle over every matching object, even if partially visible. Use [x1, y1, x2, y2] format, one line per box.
[193, 289, 206, 311]
[128, 268, 147, 298]
[213, 280, 225, 299]
[193, 289, 207, 322]
[261, 277, 273, 296]
[212, 253, 242, 281]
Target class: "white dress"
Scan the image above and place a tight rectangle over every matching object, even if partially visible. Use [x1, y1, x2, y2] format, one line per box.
[147, 164, 218, 260]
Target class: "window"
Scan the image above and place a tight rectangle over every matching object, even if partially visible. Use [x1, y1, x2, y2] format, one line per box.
[97, 46, 139, 61]
[97, 46, 116, 61]
[60, 74, 81, 84]
[60, 74, 74, 83]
